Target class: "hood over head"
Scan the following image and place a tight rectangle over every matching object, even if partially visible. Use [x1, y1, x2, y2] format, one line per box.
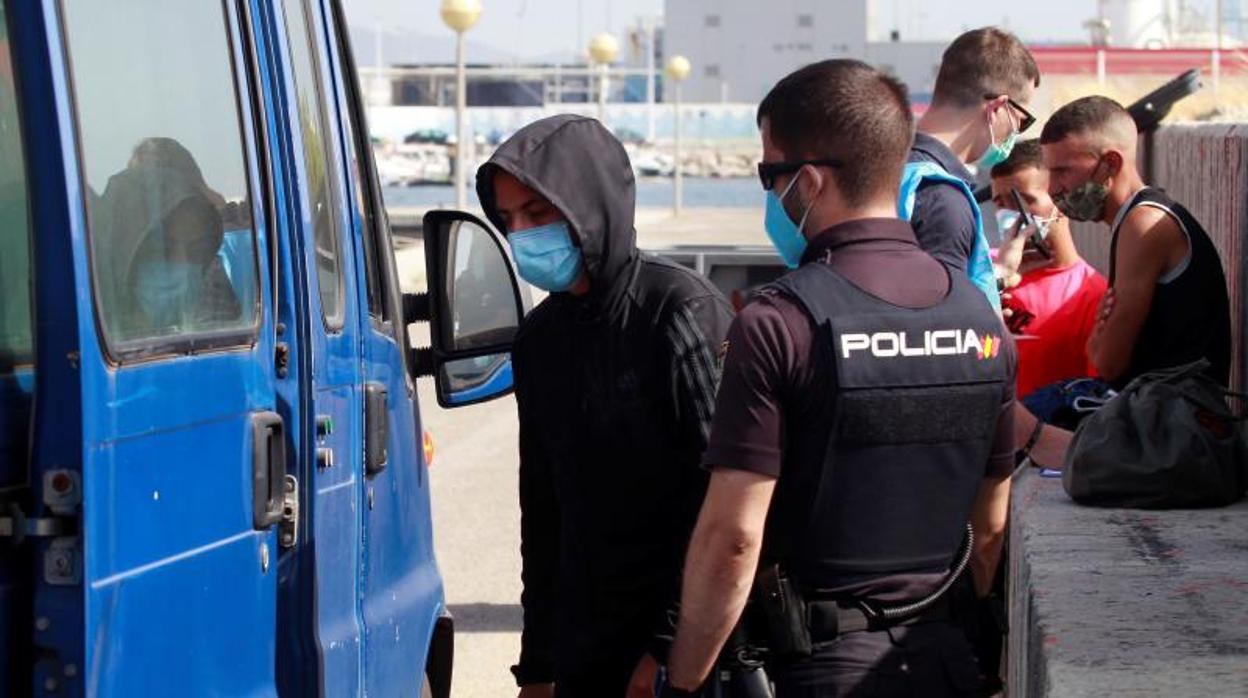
[477, 115, 637, 297]
[92, 161, 224, 338]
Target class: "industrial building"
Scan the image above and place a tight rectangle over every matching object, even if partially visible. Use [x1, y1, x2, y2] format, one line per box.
[662, 0, 1248, 104]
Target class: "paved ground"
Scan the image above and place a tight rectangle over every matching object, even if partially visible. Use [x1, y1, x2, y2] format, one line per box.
[399, 206, 765, 697]
[421, 381, 524, 698]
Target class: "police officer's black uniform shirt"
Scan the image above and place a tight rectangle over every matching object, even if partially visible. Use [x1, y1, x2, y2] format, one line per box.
[704, 218, 1017, 602]
[908, 132, 979, 273]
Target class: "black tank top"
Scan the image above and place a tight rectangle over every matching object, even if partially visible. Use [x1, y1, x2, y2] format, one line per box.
[1109, 188, 1231, 388]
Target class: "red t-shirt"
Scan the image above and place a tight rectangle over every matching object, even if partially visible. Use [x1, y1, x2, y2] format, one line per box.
[1002, 259, 1108, 398]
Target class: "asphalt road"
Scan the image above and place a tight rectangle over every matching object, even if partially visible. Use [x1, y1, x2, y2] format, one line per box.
[421, 382, 524, 698]
[401, 230, 521, 698]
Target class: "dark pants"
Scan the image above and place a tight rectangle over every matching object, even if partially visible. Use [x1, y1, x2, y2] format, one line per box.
[767, 622, 982, 697]
[554, 641, 644, 698]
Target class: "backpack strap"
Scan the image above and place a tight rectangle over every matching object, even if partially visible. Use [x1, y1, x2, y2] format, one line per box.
[899, 161, 1000, 312]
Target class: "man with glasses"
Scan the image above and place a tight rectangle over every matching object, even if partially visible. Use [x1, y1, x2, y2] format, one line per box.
[904, 27, 1040, 310]
[661, 59, 1017, 697]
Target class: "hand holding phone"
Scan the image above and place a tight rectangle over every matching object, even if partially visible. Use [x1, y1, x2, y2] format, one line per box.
[1010, 188, 1052, 260]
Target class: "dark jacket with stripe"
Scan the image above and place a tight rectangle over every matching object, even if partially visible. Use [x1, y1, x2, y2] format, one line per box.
[477, 115, 734, 692]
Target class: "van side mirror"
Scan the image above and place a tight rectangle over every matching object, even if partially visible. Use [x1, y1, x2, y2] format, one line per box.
[407, 211, 527, 408]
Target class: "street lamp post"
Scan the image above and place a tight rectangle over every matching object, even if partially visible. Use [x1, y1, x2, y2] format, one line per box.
[665, 55, 691, 216]
[588, 33, 619, 124]
[644, 18, 656, 142]
[441, 0, 482, 209]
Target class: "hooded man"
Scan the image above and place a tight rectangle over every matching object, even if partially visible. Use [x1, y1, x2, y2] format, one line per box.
[93, 150, 241, 341]
[476, 115, 734, 698]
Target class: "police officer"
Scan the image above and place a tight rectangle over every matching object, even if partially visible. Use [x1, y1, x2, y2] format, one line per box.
[662, 60, 1017, 696]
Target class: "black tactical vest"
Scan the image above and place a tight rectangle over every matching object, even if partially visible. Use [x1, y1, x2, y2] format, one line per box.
[769, 262, 1010, 590]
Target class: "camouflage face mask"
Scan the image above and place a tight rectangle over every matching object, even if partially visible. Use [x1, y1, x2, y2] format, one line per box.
[1054, 159, 1111, 222]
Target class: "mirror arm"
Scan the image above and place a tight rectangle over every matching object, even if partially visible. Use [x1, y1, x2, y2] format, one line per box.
[404, 292, 431, 324]
[410, 346, 435, 378]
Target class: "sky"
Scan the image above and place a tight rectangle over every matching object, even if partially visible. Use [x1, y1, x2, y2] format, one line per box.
[342, 0, 1114, 66]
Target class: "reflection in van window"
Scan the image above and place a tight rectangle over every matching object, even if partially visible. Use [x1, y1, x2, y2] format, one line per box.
[448, 222, 518, 351]
[61, 0, 259, 347]
[0, 6, 32, 372]
[1, 3, 35, 490]
[282, 0, 346, 327]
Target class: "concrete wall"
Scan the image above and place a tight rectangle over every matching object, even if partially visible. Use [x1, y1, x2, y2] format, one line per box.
[1007, 468, 1248, 696]
[1015, 124, 1248, 695]
[1069, 123, 1248, 391]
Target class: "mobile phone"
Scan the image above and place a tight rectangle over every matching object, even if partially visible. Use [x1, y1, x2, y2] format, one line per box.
[1010, 188, 1051, 259]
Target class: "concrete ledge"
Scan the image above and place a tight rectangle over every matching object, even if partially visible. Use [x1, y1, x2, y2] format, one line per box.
[1008, 468, 1248, 696]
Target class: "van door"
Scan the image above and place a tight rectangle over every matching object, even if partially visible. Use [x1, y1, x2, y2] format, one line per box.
[27, 0, 282, 694]
[273, 0, 367, 694]
[319, 2, 449, 695]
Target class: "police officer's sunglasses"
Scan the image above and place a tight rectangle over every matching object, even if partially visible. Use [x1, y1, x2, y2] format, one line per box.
[985, 94, 1036, 133]
[757, 158, 844, 191]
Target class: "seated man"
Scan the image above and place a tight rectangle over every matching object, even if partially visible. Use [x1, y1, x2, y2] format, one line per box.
[1041, 96, 1231, 388]
[991, 139, 1108, 399]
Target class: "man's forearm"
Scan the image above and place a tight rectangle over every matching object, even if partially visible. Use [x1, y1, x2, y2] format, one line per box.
[665, 520, 763, 689]
[969, 474, 1011, 597]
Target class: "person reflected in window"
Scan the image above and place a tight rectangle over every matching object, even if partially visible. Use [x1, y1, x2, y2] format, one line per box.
[452, 226, 519, 350]
[94, 139, 240, 340]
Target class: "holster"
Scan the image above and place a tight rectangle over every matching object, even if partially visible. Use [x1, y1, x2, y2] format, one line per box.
[751, 564, 812, 659]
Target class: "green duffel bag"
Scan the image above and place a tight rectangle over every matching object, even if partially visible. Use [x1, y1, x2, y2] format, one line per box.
[1063, 359, 1248, 508]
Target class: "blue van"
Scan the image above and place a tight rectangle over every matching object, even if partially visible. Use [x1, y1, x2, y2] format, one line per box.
[0, 0, 526, 695]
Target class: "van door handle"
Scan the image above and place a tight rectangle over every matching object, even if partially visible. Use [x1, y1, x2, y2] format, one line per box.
[364, 383, 389, 477]
[252, 411, 286, 529]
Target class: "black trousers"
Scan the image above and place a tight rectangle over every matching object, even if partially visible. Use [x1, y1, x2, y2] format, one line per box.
[766, 622, 982, 697]
[553, 642, 645, 698]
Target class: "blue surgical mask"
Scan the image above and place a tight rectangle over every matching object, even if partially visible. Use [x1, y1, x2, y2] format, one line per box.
[764, 172, 811, 269]
[507, 221, 585, 292]
[136, 261, 201, 327]
[977, 107, 1019, 170]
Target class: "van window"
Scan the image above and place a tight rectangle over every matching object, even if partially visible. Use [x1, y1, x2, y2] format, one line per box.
[330, 23, 384, 320]
[348, 127, 383, 319]
[0, 5, 32, 372]
[281, 0, 346, 329]
[61, 0, 260, 351]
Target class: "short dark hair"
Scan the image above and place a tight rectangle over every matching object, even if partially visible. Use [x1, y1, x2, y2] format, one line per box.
[1040, 95, 1135, 146]
[931, 27, 1040, 109]
[757, 59, 913, 207]
[990, 139, 1044, 178]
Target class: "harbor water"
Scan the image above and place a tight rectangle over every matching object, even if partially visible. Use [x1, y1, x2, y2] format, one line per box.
[381, 176, 761, 211]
